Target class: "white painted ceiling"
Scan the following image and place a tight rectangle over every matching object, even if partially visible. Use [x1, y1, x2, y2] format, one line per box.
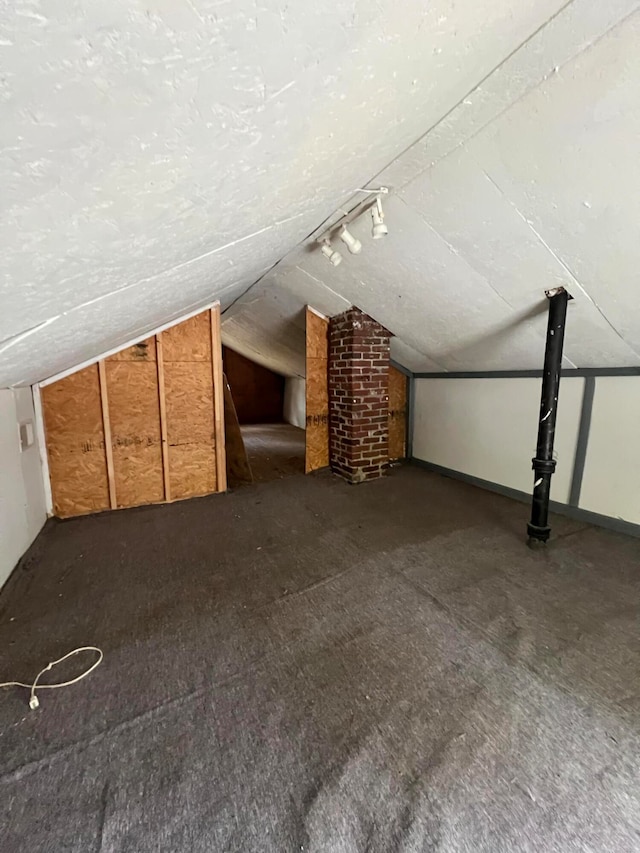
[2, 0, 640, 386]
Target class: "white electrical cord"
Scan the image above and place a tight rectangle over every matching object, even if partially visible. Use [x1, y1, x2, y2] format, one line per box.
[0, 646, 103, 710]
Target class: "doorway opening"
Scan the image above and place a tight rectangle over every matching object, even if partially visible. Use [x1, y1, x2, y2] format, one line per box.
[222, 346, 305, 484]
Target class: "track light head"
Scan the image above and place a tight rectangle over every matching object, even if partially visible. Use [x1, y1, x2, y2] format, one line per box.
[371, 197, 388, 239]
[320, 240, 343, 266]
[338, 225, 362, 254]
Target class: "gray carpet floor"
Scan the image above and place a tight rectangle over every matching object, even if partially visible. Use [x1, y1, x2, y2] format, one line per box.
[241, 423, 305, 482]
[1, 465, 639, 852]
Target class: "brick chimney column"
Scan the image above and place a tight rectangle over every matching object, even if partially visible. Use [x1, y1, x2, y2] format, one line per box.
[328, 307, 391, 483]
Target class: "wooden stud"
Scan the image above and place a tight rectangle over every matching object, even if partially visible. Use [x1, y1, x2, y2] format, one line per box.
[210, 305, 227, 493]
[98, 360, 117, 509]
[156, 333, 171, 502]
[32, 384, 54, 516]
[43, 309, 222, 518]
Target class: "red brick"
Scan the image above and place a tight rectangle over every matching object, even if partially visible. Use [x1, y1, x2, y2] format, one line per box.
[328, 307, 393, 484]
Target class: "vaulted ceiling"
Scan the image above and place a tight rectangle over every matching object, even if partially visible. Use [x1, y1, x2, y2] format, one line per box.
[2, 0, 639, 386]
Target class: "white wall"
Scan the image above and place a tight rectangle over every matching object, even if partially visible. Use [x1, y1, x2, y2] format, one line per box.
[413, 377, 584, 503]
[413, 375, 640, 527]
[579, 378, 640, 525]
[283, 377, 306, 430]
[0, 388, 47, 588]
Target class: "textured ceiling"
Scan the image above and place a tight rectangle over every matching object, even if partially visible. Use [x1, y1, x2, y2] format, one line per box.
[223, 0, 640, 376]
[2, 0, 639, 386]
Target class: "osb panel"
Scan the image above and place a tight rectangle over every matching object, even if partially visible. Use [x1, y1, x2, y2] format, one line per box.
[305, 307, 329, 473]
[164, 352, 217, 499]
[169, 443, 216, 500]
[162, 311, 212, 363]
[388, 366, 407, 460]
[42, 307, 224, 517]
[42, 364, 110, 517]
[164, 362, 215, 445]
[306, 358, 329, 412]
[107, 337, 156, 362]
[113, 445, 165, 507]
[105, 361, 164, 507]
[305, 420, 330, 474]
[306, 307, 329, 358]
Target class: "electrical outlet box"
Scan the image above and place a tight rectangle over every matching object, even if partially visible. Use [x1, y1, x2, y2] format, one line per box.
[19, 420, 34, 451]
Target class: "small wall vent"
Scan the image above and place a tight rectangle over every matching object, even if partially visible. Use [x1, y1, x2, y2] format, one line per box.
[19, 420, 34, 451]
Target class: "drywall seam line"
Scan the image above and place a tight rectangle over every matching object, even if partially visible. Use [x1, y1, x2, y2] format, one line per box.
[367, 0, 578, 192]
[410, 458, 640, 539]
[0, 318, 59, 356]
[413, 367, 640, 379]
[397, 194, 579, 371]
[39, 300, 222, 388]
[183, 0, 205, 25]
[0, 320, 56, 348]
[16, 214, 305, 367]
[481, 169, 640, 361]
[397, 195, 515, 312]
[31, 384, 53, 516]
[568, 376, 595, 507]
[392, 1, 640, 190]
[219, 261, 285, 318]
[295, 267, 353, 308]
[101, 212, 306, 304]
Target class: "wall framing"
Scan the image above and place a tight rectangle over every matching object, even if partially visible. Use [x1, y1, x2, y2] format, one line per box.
[40, 308, 226, 518]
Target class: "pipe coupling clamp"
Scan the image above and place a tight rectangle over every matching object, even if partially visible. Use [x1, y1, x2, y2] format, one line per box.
[531, 457, 556, 475]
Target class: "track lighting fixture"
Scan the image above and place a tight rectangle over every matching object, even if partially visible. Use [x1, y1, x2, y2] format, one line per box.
[338, 225, 362, 255]
[321, 240, 343, 267]
[316, 188, 391, 266]
[371, 197, 388, 239]
[354, 186, 390, 196]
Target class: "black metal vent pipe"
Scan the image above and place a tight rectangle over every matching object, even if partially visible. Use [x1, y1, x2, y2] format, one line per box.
[527, 287, 571, 546]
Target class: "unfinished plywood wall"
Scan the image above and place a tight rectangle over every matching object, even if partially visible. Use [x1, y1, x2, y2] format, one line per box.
[388, 366, 408, 461]
[162, 312, 216, 501]
[105, 337, 164, 508]
[42, 364, 111, 517]
[305, 306, 329, 473]
[42, 307, 226, 518]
